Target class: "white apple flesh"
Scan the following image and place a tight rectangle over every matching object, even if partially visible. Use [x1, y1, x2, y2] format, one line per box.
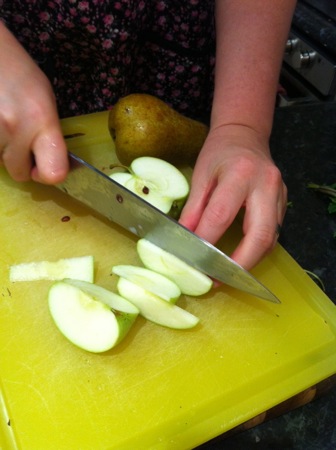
[137, 239, 213, 296]
[9, 255, 94, 283]
[112, 265, 181, 303]
[63, 278, 139, 316]
[110, 172, 173, 213]
[109, 156, 189, 215]
[48, 280, 139, 353]
[117, 277, 199, 329]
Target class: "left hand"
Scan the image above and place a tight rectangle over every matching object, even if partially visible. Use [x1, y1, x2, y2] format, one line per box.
[179, 124, 287, 271]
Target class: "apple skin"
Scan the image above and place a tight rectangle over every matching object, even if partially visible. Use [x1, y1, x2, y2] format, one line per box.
[48, 280, 139, 353]
[117, 277, 199, 329]
[137, 239, 213, 296]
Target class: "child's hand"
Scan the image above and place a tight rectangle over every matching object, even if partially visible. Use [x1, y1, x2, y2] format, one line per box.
[0, 22, 68, 184]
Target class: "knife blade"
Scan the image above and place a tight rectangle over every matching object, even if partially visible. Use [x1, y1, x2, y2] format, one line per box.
[56, 152, 280, 303]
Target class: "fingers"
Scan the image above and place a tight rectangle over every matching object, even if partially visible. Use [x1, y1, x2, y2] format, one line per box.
[180, 139, 287, 271]
[230, 169, 287, 270]
[180, 166, 247, 244]
[1, 121, 69, 184]
[31, 128, 69, 184]
[0, 87, 69, 184]
[179, 169, 215, 233]
[0, 24, 69, 184]
[0, 122, 35, 181]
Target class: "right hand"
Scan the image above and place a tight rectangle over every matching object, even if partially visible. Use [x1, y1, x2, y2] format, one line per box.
[0, 22, 69, 184]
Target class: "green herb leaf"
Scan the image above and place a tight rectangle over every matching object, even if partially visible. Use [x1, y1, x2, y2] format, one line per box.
[328, 198, 336, 214]
[304, 270, 326, 291]
[308, 182, 336, 215]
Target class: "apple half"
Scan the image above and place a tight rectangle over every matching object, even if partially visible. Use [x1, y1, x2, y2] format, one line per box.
[137, 239, 213, 296]
[109, 156, 189, 216]
[9, 255, 94, 283]
[48, 279, 139, 353]
[117, 277, 199, 329]
[112, 265, 181, 303]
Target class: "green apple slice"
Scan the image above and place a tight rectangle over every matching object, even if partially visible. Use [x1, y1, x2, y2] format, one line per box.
[109, 156, 189, 215]
[112, 265, 181, 303]
[130, 157, 189, 198]
[117, 277, 199, 329]
[109, 171, 172, 213]
[137, 239, 213, 296]
[48, 280, 139, 353]
[9, 255, 94, 283]
[63, 278, 139, 316]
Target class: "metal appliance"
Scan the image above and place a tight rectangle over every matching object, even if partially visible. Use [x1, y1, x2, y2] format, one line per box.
[279, 0, 336, 106]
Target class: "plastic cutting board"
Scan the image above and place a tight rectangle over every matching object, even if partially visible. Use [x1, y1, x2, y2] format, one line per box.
[1, 111, 336, 450]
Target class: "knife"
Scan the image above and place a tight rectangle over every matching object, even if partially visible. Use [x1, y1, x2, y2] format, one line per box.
[56, 152, 280, 303]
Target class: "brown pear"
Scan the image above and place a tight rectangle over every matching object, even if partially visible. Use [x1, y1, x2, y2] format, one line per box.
[108, 94, 209, 166]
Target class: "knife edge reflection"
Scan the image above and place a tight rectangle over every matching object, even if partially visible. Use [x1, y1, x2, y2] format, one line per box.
[56, 152, 280, 304]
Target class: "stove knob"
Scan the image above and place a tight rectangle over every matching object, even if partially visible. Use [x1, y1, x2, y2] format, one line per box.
[285, 38, 299, 54]
[299, 51, 316, 68]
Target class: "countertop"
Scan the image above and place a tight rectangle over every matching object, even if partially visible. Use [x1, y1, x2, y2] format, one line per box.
[199, 101, 336, 450]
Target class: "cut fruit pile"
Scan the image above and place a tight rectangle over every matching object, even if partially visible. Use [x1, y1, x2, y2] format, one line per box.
[9, 239, 213, 353]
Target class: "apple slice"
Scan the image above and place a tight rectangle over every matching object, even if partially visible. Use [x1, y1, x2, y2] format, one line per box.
[117, 277, 199, 329]
[110, 156, 189, 216]
[137, 239, 213, 296]
[111, 171, 173, 212]
[9, 255, 94, 283]
[48, 280, 139, 353]
[63, 278, 139, 316]
[112, 265, 181, 303]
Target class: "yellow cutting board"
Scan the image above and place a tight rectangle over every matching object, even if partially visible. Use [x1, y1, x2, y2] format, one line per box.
[1, 111, 336, 450]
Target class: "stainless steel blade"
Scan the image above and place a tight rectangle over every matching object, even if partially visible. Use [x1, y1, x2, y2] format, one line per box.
[56, 152, 280, 303]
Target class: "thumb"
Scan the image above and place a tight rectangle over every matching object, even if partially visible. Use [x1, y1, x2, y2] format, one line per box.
[31, 126, 69, 184]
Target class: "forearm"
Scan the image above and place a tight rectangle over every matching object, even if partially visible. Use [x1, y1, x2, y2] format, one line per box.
[212, 0, 296, 138]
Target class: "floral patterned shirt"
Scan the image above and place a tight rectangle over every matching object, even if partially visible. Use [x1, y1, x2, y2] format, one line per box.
[1, 0, 216, 120]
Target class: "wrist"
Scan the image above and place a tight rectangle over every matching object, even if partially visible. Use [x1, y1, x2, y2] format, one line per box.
[209, 121, 270, 144]
[205, 122, 272, 159]
[210, 94, 276, 140]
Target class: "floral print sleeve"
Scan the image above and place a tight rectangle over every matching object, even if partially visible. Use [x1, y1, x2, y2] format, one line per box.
[1, 0, 215, 120]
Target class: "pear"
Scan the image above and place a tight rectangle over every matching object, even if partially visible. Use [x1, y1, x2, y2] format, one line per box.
[108, 94, 209, 166]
